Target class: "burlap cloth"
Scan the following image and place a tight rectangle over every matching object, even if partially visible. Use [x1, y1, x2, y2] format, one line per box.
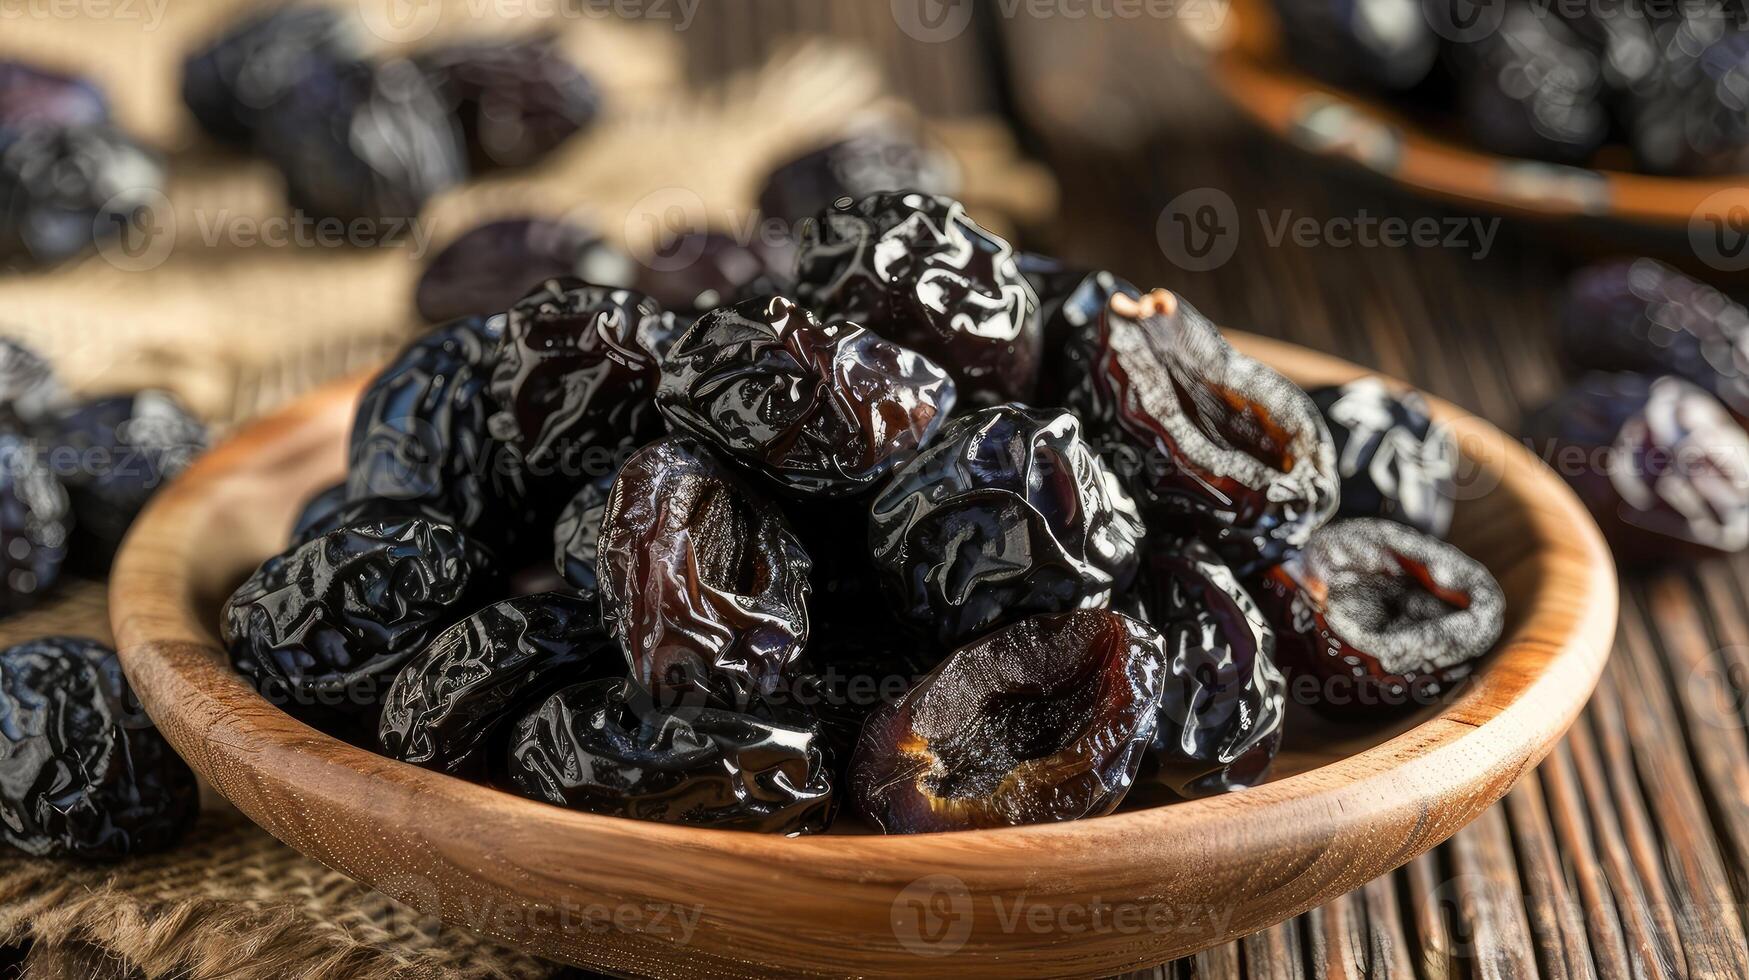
[0, 3, 1056, 977]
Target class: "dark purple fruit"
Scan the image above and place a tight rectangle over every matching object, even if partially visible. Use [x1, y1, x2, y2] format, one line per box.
[416, 36, 600, 170]
[1629, 18, 1749, 174]
[1038, 268, 1140, 405]
[415, 218, 634, 323]
[0, 62, 108, 141]
[631, 232, 787, 314]
[49, 390, 207, 568]
[0, 433, 69, 613]
[181, 3, 362, 145]
[757, 124, 960, 229]
[0, 125, 165, 270]
[1268, 0, 1437, 91]
[1309, 377, 1457, 537]
[1450, 5, 1609, 164]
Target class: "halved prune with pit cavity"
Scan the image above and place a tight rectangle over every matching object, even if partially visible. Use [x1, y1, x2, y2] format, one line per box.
[0, 433, 69, 614]
[1310, 377, 1456, 538]
[849, 609, 1167, 833]
[1254, 518, 1505, 718]
[657, 295, 957, 497]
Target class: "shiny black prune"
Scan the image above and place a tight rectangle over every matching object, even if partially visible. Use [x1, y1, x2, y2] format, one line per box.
[0, 637, 198, 860]
[869, 404, 1145, 647]
[289, 482, 345, 545]
[1062, 288, 1338, 571]
[0, 125, 165, 270]
[1529, 372, 1749, 561]
[1450, 5, 1609, 164]
[379, 591, 618, 778]
[657, 295, 957, 497]
[632, 232, 788, 314]
[0, 337, 67, 431]
[850, 609, 1167, 833]
[757, 124, 960, 229]
[1268, 0, 1437, 91]
[223, 517, 476, 718]
[414, 218, 633, 324]
[796, 191, 1040, 406]
[0, 433, 69, 613]
[789, 636, 936, 771]
[1310, 377, 1456, 537]
[507, 678, 834, 834]
[597, 436, 811, 706]
[416, 36, 600, 170]
[1134, 538, 1285, 798]
[181, 3, 362, 146]
[1037, 269, 1139, 405]
[1255, 518, 1504, 717]
[0, 62, 108, 140]
[49, 390, 207, 568]
[552, 467, 615, 598]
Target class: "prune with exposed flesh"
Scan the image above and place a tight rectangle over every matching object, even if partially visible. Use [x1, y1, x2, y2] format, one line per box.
[0, 125, 165, 269]
[657, 295, 957, 497]
[49, 390, 207, 568]
[0, 637, 198, 860]
[757, 124, 960, 230]
[1062, 288, 1338, 571]
[795, 191, 1040, 405]
[507, 677, 834, 834]
[0, 433, 68, 613]
[0, 62, 108, 141]
[1529, 372, 1749, 560]
[1267, 0, 1436, 91]
[850, 609, 1167, 833]
[597, 436, 811, 707]
[415, 218, 634, 324]
[632, 232, 789, 314]
[552, 467, 616, 598]
[1133, 538, 1285, 798]
[0, 337, 67, 431]
[869, 405, 1145, 646]
[416, 37, 600, 170]
[1255, 518, 1504, 717]
[223, 517, 476, 719]
[1038, 269, 1140, 405]
[181, 3, 362, 145]
[1310, 377, 1456, 537]
[1450, 5, 1608, 164]
[379, 591, 619, 778]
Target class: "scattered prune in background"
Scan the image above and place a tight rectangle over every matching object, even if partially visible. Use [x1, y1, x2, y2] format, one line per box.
[631, 232, 788, 314]
[1064, 288, 1337, 571]
[181, 3, 362, 146]
[869, 405, 1145, 646]
[597, 436, 811, 707]
[0, 337, 67, 431]
[379, 591, 619, 778]
[1310, 377, 1457, 537]
[1554, 0, 1659, 96]
[757, 123, 961, 230]
[1450, 5, 1609, 164]
[552, 468, 616, 599]
[796, 191, 1040, 405]
[1255, 518, 1505, 717]
[1529, 372, 1749, 561]
[507, 677, 835, 835]
[0, 125, 165, 270]
[414, 218, 634, 324]
[0, 433, 69, 614]
[0, 62, 109, 141]
[657, 295, 957, 497]
[50, 390, 207, 569]
[0, 637, 198, 860]
[1134, 538, 1285, 798]
[850, 610, 1167, 833]
[1628, 12, 1749, 174]
[1267, 0, 1437, 91]
[416, 36, 600, 171]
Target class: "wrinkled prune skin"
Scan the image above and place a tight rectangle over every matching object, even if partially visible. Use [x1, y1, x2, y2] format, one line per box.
[0, 434, 69, 614]
[869, 405, 1146, 647]
[50, 390, 207, 568]
[0, 637, 198, 860]
[181, 3, 361, 146]
[598, 437, 812, 706]
[0, 125, 165, 270]
[379, 592, 618, 778]
[416, 37, 600, 171]
[0, 337, 67, 431]
[1038, 269, 1140, 406]
[657, 295, 957, 497]
[796, 191, 1040, 406]
[1562, 258, 1749, 421]
[632, 232, 788, 314]
[1134, 538, 1285, 798]
[508, 678, 834, 834]
[0, 62, 108, 141]
[789, 637, 936, 772]
[1268, 0, 1437, 91]
[1062, 288, 1338, 572]
[850, 610, 1167, 833]
[1255, 518, 1505, 717]
[1310, 377, 1457, 537]
[757, 126, 961, 229]
[1530, 372, 1749, 561]
[1450, 5, 1609, 164]
[415, 218, 634, 324]
[223, 517, 476, 718]
[552, 467, 616, 598]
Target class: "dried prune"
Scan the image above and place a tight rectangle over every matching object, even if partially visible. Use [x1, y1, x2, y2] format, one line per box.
[0, 433, 69, 613]
[1450, 5, 1609, 164]
[181, 3, 362, 145]
[1529, 372, 1749, 561]
[379, 591, 618, 778]
[1134, 538, 1285, 798]
[789, 636, 936, 770]
[632, 232, 788, 314]
[657, 295, 957, 497]
[597, 436, 811, 706]
[1255, 518, 1505, 717]
[1062, 288, 1338, 570]
[869, 405, 1145, 646]
[757, 124, 960, 229]
[0, 125, 165, 269]
[1310, 377, 1457, 537]
[0, 337, 67, 431]
[416, 37, 600, 170]
[796, 191, 1040, 405]
[289, 482, 345, 545]
[849, 609, 1167, 833]
[552, 468, 615, 598]
[0, 62, 108, 141]
[1267, 0, 1437, 92]
[0, 637, 198, 860]
[1037, 269, 1139, 405]
[223, 517, 476, 718]
[507, 678, 834, 834]
[414, 218, 633, 324]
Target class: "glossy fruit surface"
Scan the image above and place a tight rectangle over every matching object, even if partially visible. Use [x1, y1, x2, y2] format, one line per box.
[416, 37, 600, 170]
[0, 433, 69, 613]
[1310, 377, 1456, 537]
[50, 390, 207, 568]
[0, 125, 164, 269]
[181, 3, 361, 145]
[631, 232, 787, 314]
[551, 468, 616, 599]
[415, 218, 633, 324]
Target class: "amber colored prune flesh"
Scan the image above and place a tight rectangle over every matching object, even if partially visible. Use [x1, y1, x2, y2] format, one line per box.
[796, 191, 1040, 405]
[378, 591, 619, 778]
[1310, 377, 1457, 538]
[657, 295, 957, 497]
[180, 3, 361, 145]
[507, 678, 834, 834]
[415, 219, 633, 324]
[0, 433, 69, 613]
[49, 390, 207, 568]
[0, 637, 199, 860]
[597, 436, 811, 706]
[1255, 518, 1505, 717]
[416, 36, 599, 170]
[849, 609, 1167, 833]
[0, 125, 165, 270]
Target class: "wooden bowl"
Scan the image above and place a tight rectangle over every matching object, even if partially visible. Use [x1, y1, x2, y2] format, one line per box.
[109, 333, 1617, 978]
